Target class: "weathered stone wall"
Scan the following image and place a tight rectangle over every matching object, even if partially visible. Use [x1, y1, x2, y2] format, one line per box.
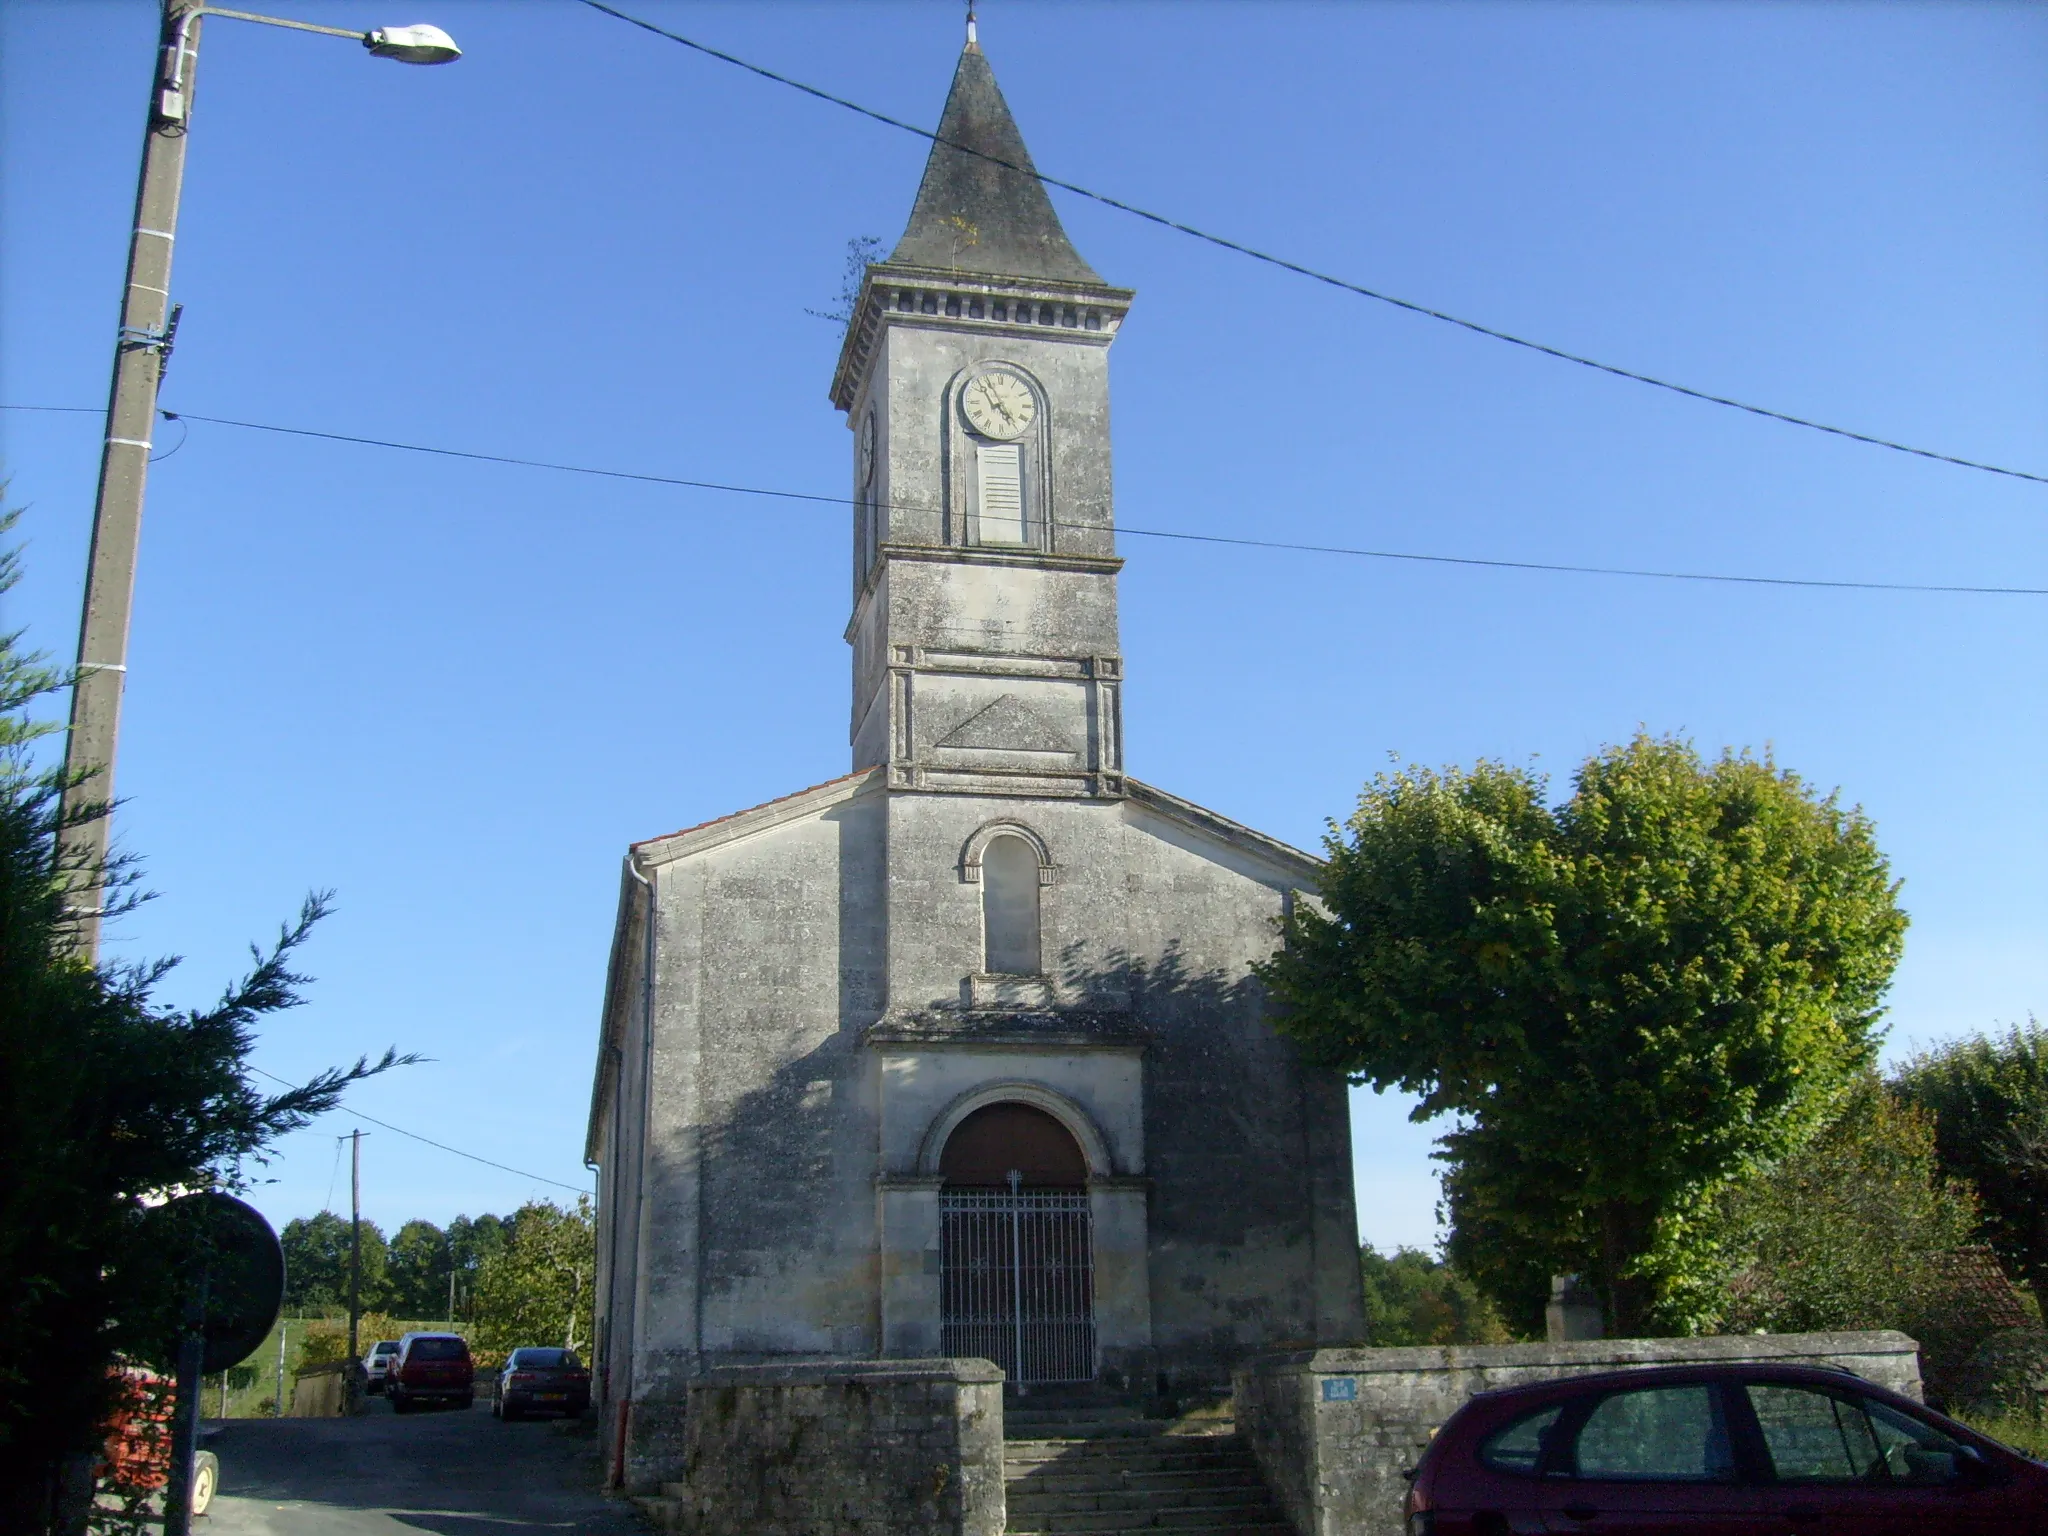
[1234, 1331, 1924, 1536]
[665, 1359, 1005, 1536]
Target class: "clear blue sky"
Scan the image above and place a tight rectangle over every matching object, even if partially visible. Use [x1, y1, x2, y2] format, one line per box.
[4, 1, 2043, 1252]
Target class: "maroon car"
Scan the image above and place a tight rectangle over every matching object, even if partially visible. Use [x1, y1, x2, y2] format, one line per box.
[388, 1331, 474, 1414]
[1405, 1362, 2048, 1535]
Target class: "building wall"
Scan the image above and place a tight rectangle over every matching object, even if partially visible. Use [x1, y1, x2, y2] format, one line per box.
[595, 772, 1362, 1422]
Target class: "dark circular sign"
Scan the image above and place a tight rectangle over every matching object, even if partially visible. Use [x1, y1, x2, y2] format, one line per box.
[144, 1192, 286, 1375]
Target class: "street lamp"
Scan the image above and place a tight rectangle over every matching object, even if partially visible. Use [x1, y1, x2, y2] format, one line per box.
[60, 3, 459, 957]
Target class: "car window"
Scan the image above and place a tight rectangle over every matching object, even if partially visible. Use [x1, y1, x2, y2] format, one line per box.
[1746, 1385, 1885, 1484]
[1864, 1398, 1968, 1487]
[1573, 1385, 1735, 1482]
[406, 1337, 467, 1361]
[1479, 1404, 1565, 1475]
[510, 1348, 579, 1369]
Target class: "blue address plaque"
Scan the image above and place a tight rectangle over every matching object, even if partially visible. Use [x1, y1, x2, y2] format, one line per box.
[1320, 1376, 1358, 1402]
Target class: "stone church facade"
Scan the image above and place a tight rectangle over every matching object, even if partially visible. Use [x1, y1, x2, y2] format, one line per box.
[586, 33, 1364, 1478]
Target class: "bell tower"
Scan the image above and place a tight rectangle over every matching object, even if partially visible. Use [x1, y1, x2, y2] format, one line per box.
[830, 34, 1136, 800]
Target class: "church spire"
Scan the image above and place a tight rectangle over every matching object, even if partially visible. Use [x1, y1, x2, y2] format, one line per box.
[889, 35, 1100, 284]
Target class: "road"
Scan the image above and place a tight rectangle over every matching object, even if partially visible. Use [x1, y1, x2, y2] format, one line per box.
[203, 1394, 646, 1536]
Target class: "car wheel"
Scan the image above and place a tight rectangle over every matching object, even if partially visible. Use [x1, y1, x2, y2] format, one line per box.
[501, 1401, 520, 1422]
[459, 1394, 474, 1410]
[190, 1451, 219, 1516]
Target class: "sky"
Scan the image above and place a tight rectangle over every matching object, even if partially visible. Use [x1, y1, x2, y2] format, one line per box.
[2, 0, 2043, 1254]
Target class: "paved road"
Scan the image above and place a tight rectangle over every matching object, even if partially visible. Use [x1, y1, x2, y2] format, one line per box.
[203, 1395, 645, 1536]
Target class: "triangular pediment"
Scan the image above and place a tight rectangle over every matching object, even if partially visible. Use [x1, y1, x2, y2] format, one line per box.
[936, 694, 1075, 754]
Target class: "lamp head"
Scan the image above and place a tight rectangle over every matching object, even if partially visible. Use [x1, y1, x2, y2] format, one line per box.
[364, 24, 461, 64]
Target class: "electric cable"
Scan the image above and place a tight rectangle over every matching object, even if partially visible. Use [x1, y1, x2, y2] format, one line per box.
[574, 0, 2048, 489]
[253, 1066, 594, 1196]
[6, 402, 2040, 594]
[153, 407, 2048, 597]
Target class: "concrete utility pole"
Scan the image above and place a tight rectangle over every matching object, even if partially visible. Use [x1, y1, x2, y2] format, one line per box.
[58, 2, 460, 957]
[348, 1130, 364, 1366]
[59, 2, 203, 954]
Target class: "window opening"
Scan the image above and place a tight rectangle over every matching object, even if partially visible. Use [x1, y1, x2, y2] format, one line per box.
[981, 834, 1041, 974]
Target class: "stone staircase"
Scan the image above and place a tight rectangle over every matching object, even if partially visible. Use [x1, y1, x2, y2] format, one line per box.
[1003, 1399, 1292, 1535]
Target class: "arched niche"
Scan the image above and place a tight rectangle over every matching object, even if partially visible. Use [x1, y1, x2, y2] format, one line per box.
[917, 1081, 1115, 1182]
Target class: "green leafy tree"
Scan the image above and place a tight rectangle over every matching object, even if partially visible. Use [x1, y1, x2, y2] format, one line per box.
[446, 1211, 507, 1318]
[0, 510, 412, 1532]
[1711, 1075, 2028, 1403]
[1713, 1075, 1982, 1331]
[1894, 1022, 2048, 1319]
[1360, 1247, 1513, 1345]
[386, 1219, 451, 1319]
[279, 1211, 389, 1312]
[1260, 734, 1906, 1335]
[469, 1199, 595, 1355]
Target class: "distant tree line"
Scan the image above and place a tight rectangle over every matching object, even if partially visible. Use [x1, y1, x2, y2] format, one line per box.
[279, 1199, 595, 1355]
[279, 1210, 509, 1319]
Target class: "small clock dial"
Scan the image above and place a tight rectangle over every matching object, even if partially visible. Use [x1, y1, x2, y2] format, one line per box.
[857, 410, 877, 486]
[961, 371, 1037, 440]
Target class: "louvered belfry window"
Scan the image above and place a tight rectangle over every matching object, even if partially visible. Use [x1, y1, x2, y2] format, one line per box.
[975, 443, 1027, 545]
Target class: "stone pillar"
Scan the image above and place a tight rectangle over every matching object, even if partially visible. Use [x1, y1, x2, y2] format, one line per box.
[879, 1175, 945, 1355]
[1546, 1274, 1604, 1342]
[1090, 1177, 1152, 1379]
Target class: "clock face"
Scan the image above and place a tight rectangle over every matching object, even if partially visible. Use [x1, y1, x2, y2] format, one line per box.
[961, 370, 1037, 440]
[857, 410, 877, 485]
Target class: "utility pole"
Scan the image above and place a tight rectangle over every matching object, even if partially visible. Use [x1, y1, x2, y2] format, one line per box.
[274, 1318, 288, 1417]
[447, 1266, 456, 1329]
[60, 1, 201, 955]
[347, 1130, 363, 1366]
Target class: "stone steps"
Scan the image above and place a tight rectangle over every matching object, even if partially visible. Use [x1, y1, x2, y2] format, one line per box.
[1004, 1421, 1291, 1536]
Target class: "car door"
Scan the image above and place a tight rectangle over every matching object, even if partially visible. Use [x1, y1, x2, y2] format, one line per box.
[1545, 1381, 1778, 1536]
[1737, 1380, 2012, 1536]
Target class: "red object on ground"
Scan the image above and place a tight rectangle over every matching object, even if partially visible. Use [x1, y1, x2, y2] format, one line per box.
[100, 1367, 173, 1492]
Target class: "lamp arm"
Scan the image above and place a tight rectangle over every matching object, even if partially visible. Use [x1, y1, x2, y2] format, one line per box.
[188, 6, 368, 42]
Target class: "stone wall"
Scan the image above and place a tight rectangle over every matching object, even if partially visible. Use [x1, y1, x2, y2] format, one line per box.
[1233, 1330, 1923, 1536]
[663, 1359, 1005, 1536]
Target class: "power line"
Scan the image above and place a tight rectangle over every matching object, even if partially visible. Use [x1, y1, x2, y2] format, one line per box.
[155, 407, 2048, 597]
[252, 1066, 593, 1195]
[574, 0, 2048, 490]
[6, 402, 2039, 594]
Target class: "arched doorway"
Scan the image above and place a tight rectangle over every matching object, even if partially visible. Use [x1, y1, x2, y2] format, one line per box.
[938, 1102, 1096, 1385]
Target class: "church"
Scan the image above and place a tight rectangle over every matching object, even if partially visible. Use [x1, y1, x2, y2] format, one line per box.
[585, 29, 1364, 1471]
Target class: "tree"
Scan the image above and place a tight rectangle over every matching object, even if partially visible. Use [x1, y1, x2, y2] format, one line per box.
[1894, 1022, 2048, 1320]
[1360, 1247, 1513, 1346]
[0, 512, 412, 1531]
[279, 1211, 389, 1312]
[1259, 734, 1906, 1335]
[1713, 1075, 1981, 1331]
[386, 1219, 451, 1319]
[1711, 1075, 2026, 1404]
[446, 1212, 507, 1319]
[469, 1199, 595, 1356]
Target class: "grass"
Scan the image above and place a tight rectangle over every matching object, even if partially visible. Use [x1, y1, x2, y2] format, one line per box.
[1954, 1407, 2048, 1461]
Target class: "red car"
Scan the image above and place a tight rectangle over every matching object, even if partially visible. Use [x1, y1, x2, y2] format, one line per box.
[388, 1331, 474, 1414]
[1405, 1362, 2048, 1535]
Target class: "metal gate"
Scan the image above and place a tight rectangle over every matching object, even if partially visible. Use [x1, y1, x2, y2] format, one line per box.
[939, 1183, 1095, 1384]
